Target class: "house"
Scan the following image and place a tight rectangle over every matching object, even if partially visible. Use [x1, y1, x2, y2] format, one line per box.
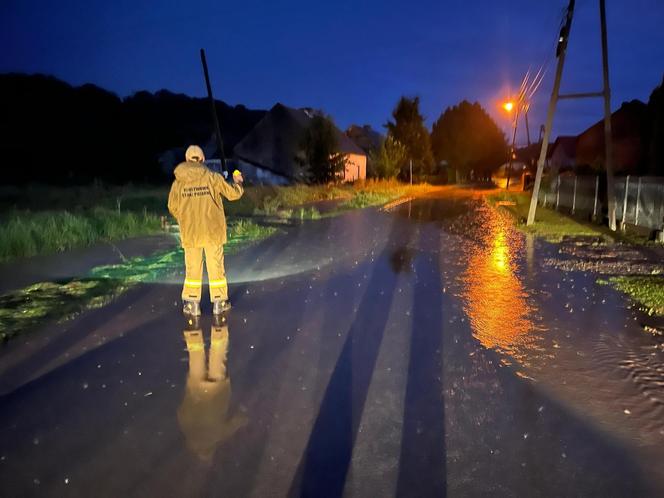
[575, 100, 648, 173]
[492, 161, 528, 189]
[548, 136, 577, 173]
[233, 103, 367, 184]
[346, 124, 383, 155]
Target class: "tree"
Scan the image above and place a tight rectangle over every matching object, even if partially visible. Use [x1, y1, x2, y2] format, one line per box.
[385, 96, 434, 179]
[300, 114, 345, 183]
[369, 136, 407, 179]
[647, 75, 664, 175]
[431, 100, 508, 180]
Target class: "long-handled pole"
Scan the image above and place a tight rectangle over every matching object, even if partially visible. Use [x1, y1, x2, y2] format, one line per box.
[200, 48, 227, 173]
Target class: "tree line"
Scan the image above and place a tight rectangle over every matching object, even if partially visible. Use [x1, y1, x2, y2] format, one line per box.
[0, 73, 265, 184]
[370, 74, 664, 182]
[3, 72, 661, 186]
[370, 96, 508, 183]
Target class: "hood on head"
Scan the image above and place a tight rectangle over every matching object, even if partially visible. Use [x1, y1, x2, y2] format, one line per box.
[185, 145, 205, 162]
[174, 161, 208, 182]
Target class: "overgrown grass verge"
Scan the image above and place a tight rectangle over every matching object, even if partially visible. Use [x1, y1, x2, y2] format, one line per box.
[0, 180, 435, 262]
[598, 276, 664, 317]
[339, 190, 398, 210]
[235, 180, 438, 219]
[0, 184, 169, 213]
[0, 220, 276, 341]
[487, 191, 605, 242]
[0, 208, 162, 262]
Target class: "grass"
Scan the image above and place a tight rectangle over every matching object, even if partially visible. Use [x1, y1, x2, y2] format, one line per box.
[230, 179, 438, 219]
[598, 276, 664, 317]
[339, 190, 396, 210]
[0, 279, 134, 341]
[0, 220, 276, 341]
[0, 208, 162, 262]
[487, 191, 606, 242]
[0, 184, 169, 214]
[489, 191, 664, 318]
[0, 179, 435, 262]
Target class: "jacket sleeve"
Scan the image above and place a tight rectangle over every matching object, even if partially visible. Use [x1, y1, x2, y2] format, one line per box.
[212, 172, 244, 201]
[168, 181, 181, 218]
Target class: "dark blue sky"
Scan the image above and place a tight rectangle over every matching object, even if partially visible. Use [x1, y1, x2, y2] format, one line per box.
[2, 0, 663, 144]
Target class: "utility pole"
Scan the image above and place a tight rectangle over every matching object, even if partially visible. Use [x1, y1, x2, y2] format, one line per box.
[600, 0, 617, 230]
[528, 0, 617, 229]
[524, 109, 531, 147]
[505, 105, 520, 190]
[409, 159, 413, 185]
[527, 0, 575, 226]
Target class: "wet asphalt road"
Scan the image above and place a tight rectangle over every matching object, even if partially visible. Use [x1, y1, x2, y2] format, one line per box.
[1, 192, 664, 497]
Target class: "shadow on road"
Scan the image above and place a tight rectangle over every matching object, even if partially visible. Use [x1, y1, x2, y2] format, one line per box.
[396, 239, 446, 497]
[288, 217, 413, 498]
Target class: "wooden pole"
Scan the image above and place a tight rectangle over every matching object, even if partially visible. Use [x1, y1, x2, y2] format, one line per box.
[635, 177, 642, 226]
[506, 106, 520, 190]
[600, 0, 616, 230]
[593, 175, 599, 219]
[621, 175, 630, 230]
[527, 0, 575, 225]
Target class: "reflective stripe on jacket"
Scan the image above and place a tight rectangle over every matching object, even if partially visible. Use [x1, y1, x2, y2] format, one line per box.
[167, 161, 243, 247]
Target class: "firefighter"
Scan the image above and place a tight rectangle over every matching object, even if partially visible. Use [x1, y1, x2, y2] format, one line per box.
[168, 145, 244, 316]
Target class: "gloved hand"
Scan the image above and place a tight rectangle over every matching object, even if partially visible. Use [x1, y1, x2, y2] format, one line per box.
[232, 170, 244, 185]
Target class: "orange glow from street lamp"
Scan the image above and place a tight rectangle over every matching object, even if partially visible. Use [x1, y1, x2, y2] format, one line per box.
[502, 101, 514, 112]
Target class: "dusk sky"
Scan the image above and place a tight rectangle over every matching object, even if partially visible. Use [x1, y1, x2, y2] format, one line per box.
[2, 0, 663, 144]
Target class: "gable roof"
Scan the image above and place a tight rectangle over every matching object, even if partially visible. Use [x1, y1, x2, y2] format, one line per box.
[549, 136, 577, 158]
[232, 103, 365, 179]
[575, 100, 648, 171]
[346, 124, 383, 154]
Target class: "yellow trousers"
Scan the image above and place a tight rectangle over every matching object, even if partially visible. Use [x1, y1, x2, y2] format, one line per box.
[182, 246, 228, 302]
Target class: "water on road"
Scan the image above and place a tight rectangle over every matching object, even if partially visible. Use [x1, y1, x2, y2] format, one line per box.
[1, 192, 663, 497]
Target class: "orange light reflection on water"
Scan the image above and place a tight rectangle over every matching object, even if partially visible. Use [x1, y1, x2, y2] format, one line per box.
[462, 207, 537, 362]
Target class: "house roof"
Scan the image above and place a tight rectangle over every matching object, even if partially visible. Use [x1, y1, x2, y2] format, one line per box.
[575, 100, 648, 171]
[346, 124, 383, 154]
[515, 142, 541, 164]
[549, 136, 577, 158]
[232, 103, 365, 179]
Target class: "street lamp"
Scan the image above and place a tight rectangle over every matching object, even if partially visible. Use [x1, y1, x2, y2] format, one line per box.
[502, 101, 514, 112]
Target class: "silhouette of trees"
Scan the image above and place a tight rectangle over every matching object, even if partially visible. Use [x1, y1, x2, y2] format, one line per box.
[431, 100, 507, 180]
[300, 114, 345, 183]
[0, 74, 264, 184]
[369, 136, 407, 179]
[385, 96, 434, 179]
[647, 75, 664, 175]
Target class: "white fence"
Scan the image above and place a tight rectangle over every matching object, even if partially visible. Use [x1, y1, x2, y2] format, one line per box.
[541, 174, 664, 230]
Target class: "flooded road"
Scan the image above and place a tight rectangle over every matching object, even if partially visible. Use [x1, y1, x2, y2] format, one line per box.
[1, 191, 663, 497]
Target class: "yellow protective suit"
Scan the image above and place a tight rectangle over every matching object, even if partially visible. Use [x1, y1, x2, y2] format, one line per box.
[167, 161, 243, 302]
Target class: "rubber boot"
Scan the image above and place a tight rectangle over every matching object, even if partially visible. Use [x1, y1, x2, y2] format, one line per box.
[212, 299, 231, 315]
[183, 300, 201, 316]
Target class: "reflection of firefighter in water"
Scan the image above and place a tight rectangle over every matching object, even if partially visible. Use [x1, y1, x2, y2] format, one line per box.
[167, 145, 244, 316]
[177, 315, 248, 462]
